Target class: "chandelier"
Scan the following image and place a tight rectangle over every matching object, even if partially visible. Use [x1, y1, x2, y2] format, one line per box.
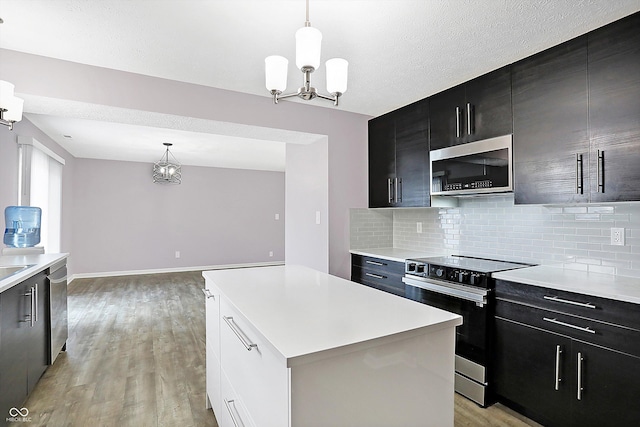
[0, 80, 24, 131]
[265, 0, 348, 106]
[153, 143, 182, 184]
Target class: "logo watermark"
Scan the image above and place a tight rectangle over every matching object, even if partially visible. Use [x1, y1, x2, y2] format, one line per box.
[7, 407, 32, 423]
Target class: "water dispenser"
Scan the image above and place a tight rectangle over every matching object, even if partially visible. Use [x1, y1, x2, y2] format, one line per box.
[3, 206, 42, 248]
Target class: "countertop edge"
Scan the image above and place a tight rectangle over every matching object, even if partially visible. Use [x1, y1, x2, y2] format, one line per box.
[0, 253, 69, 293]
[350, 248, 448, 263]
[493, 265, 640, 305]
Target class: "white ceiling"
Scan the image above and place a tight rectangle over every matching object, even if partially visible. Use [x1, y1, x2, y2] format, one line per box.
[1, 0, 639, 171]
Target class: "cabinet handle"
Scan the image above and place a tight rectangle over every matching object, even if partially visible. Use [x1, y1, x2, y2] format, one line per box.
[223, 316, 258, 351]
[395, 177, 402, 203]
[455, 106, 461, 138]
[543, 317, 596, 334]
[577, 352, 584, 400]
[554, 345, 562, 391]
[543, 295, 596, 309]
[466, 103, 474, 136]
[201, 288, 215, 300]
[223, 399, 242, 427]
[34, 282, 38, 322]
[25, 287, 35, 327]
[365, 260, 386, 266]
[388, 178, 394, 204]
[365, 272, 386, 280]
[597, 150, 604, 193]
[576, 153, 583, 194]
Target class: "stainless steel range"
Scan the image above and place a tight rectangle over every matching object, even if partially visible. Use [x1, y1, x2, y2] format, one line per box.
[402, 255, 531, 406]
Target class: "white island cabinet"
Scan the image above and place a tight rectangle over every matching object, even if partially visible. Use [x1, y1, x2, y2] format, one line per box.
[203, 265, 462, 427]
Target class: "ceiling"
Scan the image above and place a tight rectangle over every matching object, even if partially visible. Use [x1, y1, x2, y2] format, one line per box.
[1, 0, 639, 171]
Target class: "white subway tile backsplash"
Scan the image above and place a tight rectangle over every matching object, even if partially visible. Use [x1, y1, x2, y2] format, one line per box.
[350, 196, 640, 278]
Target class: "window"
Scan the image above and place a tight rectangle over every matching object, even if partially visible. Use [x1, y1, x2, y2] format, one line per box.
[18, 136, 64, 253]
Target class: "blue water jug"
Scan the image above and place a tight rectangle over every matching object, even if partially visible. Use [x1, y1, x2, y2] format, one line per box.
[3, 206, 42, 248]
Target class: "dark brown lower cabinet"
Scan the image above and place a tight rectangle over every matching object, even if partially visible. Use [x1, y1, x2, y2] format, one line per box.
[0, 271, 49, 425]
[494, 280, 640, 427]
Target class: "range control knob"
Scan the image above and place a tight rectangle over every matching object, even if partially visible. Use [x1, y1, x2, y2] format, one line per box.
[434, 267, 445, 278]
[458, 271, 470, 283]
[470, 273, 484, 286]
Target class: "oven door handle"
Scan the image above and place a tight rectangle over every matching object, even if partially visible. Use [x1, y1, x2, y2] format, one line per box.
[402, 276, 487, 306]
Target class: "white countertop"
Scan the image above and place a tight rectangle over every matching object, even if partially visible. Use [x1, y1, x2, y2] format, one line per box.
[0, 253, 69, 293]
[493, 265, 640, 305]
[350, 247, 448, 263]
[203, 265, 462, 367]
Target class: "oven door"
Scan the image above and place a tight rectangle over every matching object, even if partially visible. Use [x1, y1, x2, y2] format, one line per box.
[402, 276, 490, 367]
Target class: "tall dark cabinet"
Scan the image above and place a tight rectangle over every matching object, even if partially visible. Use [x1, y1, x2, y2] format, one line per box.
[429, 66, 512, 150]
[368, 98, 429, 208]
[512, 36, 590, 205]
[513, 12, 640, 204]
[588, 12, 640, 202]
[0, 271, 49, 423]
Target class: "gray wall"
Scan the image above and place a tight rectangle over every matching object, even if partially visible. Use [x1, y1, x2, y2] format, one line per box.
[1, 49, 369, 279]
[351, 195, 640, 278]
[72, 158, 285, 275]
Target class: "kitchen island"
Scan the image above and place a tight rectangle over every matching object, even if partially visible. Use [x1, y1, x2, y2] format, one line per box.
[203, 264, 462, 427]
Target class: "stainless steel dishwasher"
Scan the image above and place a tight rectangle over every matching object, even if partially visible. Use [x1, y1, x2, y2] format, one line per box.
[47, 259, 68, 364]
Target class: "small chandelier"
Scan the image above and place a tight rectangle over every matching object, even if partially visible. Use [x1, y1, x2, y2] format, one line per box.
[0, 80, 24, 131]
[153, 143, 182, 185]
[265, 0, 348, 106]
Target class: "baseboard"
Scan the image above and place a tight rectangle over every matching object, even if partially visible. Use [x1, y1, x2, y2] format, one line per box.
[68, 261, 285, 283]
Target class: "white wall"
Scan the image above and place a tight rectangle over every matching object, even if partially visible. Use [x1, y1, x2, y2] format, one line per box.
[0, 49, 370, 278]
[285, 139, 329, 272]
[72, 158, 285, 275]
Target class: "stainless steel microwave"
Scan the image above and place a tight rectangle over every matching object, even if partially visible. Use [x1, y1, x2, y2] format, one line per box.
[430, 135, 513, 196]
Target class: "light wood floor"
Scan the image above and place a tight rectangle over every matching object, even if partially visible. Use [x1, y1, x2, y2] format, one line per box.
[14, 271, 540, 427]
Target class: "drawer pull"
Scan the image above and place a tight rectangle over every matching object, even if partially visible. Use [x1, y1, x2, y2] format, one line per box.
[223, 316, 258, 351]
[365, 260, 386, 266]
[365, 272, 386, 280]
[543, 295, 596, 309]
[223, 399, 243, 427]
[543, 317, 596, 334]
[202, 288, 215, 300]
[554, 345, 562, 391]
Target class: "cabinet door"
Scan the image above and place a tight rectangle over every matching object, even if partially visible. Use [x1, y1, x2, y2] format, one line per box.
[368, 113, 396, 208]
[588, 12, 640, 202]
[512, 36, 590, 204]
[27, 273, 49, 394]
[465, 66, 512, 142]
[429, 84, 466, 149]
[571, 341, 640, 427]
[494, 317, 572, 427]
[394, 99, 429, 207]
[0, 283, 29, 418]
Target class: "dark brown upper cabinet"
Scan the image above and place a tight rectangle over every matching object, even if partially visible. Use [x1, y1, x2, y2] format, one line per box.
[588, 12, 640, 202]
[512, 36, 590, 205]
[368, 99, 429, 208]
[429, 66, 512, 150]
[513, 12, 640, 204]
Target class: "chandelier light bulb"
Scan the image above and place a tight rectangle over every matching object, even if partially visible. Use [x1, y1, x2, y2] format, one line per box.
[326, 58, 348, 95]
[265, 55, 289, 92]
[295, 26, 322, 71]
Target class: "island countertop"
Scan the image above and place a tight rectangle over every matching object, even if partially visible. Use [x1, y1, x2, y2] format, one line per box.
[202, 264, 462, 366]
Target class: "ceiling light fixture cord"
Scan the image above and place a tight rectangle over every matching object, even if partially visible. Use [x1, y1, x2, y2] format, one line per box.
[264, 0, 348, 106]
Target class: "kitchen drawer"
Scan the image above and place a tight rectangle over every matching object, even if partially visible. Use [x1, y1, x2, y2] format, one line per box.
[220, 299, 289, 427]
[496, 299, 640, 358]
[495, 279, 640, 331]
[351, 265, 405, 297]
[219, 369, 256, 427]
[351, 254, 405, 276]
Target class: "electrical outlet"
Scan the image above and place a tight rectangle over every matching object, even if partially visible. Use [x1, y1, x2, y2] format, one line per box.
[611, 228, 625, 246]
[269, 251, 274, 257]
[175, 251, 181, 258]
[417, 222, 423, 233]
